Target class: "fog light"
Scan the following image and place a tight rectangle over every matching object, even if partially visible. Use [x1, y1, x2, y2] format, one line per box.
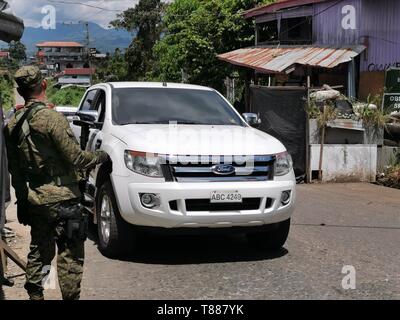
[140, 193, 160, 209]
[281, 191, 291, 205]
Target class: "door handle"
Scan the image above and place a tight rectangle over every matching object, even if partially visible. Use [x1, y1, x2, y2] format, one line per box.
[95, 140, 102, 150]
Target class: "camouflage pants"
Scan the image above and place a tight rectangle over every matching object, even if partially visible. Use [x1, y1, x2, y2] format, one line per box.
[25, 200, 85, 300]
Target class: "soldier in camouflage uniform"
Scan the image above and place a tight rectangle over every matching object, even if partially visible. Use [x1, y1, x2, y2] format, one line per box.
[4, 66, 109, 300]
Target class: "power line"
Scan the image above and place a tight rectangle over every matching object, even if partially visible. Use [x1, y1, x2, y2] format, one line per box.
[363, 35, 400, 46]
[46, 0, 214, 18]
[46, 0, 122, 12]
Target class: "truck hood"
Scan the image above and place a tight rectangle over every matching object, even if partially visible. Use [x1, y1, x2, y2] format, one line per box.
[111, 124, 286, 156]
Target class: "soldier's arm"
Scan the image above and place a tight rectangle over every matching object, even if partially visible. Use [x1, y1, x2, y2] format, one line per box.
[4, 128, 28, 202]
[46, 110, 108, 169]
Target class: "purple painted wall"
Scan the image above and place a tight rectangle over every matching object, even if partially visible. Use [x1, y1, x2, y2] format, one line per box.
[313, 0, 362, 45]
[359, 0, 400, 72]
[313, 0, 400, 72]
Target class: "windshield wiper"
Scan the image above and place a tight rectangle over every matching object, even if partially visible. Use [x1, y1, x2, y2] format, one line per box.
[174, 120, 204, 125]
[119, 121, 170, 125]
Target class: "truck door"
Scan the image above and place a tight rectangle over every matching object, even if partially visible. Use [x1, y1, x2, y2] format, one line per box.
[86, 89, 106, 183]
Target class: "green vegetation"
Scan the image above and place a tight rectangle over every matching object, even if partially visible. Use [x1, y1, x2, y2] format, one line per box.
[94, 49, 129, 82]
[46, 81, 86, 107]
[0, 73, 15, 111]
[354, 94, 388, 128]
[9, 41, 27, 62]
[97, 0, 273, 93]
[307, 93, 390, 129]
[110, 0, 166, 81]
[377, 164, 400, 189]
[151, 0, 270, 92]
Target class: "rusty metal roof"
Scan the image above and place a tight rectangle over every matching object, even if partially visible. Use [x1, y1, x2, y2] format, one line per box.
[243, 0, 329, 18]
[36, 41, 84, 48]
[218, 45, 366, 74]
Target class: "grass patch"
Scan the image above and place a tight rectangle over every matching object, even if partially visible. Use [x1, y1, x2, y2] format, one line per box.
[47, 84, 86, 107]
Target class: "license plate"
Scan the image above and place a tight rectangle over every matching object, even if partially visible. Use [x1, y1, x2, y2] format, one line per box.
[210, 191, 243, 203]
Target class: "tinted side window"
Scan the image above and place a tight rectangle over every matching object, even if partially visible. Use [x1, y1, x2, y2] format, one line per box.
[80, 90, 98, 111]
[93, 90, 106, 123]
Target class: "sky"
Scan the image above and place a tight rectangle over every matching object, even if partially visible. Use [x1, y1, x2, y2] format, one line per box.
[7, 0, 138, 28]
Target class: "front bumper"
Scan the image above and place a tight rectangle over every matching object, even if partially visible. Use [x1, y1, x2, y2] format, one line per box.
[112, 176, 296, 229]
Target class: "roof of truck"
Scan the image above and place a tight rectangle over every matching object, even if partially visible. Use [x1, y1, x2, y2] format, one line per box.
[106, 82, 214, 91]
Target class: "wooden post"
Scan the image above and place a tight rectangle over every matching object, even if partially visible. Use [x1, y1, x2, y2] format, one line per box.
[305, 75, 311, 183]
[318, 105, 326, 181]
[0, 244, 6, 275]
[0, 238, 26, 272]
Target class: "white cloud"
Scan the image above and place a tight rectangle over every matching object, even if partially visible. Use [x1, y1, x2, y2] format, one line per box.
[7, 0, 137, 28]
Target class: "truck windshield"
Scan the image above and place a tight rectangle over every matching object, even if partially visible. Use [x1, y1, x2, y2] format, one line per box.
[112, 88, 245, 126]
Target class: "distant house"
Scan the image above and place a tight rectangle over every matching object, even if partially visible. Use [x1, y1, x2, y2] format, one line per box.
[219, 0, 400, 100]
[0, 51, 9, 60]
[55, 67, 95, 88]
[36, 41, 88, 73]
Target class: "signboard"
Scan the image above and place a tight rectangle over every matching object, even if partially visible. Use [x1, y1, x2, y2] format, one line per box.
[385, 68, 400, 93]
[383, 68, 400, 113]
[383, 93, 400, 114]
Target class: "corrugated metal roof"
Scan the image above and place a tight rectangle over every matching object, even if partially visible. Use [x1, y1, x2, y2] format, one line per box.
[63, 68, 95, 75]
[218, 45, 366, 74]
[36, 41, 84, 47]
[243, 0, 329, 18]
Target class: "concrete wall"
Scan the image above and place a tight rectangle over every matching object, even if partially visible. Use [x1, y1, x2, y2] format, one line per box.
[310, 144, 377, 182]
[309, 119, 383, 145]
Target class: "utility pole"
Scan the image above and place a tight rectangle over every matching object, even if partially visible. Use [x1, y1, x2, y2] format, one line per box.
[82, 21, 93, 86]
[63, 21, 93, 85]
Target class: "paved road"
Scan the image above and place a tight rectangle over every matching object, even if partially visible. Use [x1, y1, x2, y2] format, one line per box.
[2, 183, 400, 300]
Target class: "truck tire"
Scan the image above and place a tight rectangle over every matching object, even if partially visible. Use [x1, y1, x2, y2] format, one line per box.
[246, 219, 291, 251]
[96, 180, 136, 258]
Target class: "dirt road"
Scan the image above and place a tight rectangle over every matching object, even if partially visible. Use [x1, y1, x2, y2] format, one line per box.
[2, 183, 400, 300]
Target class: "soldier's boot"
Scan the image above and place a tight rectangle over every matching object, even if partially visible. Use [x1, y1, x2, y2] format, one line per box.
[29, 293, 45, 300]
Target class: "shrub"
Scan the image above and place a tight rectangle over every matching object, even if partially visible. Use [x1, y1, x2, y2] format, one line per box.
[47, 85, 86, 107]
[0, 73, 15, 111]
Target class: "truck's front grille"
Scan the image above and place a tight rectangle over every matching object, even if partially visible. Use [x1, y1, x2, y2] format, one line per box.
[169, 198, 273, 212]
[186, 198, 262, 211]
[164, 155, 275, 182]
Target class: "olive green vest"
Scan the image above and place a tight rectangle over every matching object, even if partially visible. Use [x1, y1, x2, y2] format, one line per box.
[11, 103, 76, 188]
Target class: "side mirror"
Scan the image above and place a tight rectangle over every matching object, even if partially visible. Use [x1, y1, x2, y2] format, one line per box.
[67, 115, 80, 123]
[242, 113, 261, 128]
[76, 110, 99, 123]
[92, 121, 104, 130]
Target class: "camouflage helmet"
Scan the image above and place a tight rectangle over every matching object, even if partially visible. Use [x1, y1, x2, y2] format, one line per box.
[14, 65, 44, 90]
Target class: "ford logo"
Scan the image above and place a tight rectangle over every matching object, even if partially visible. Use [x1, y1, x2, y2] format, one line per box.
[211, 164, 235, 176]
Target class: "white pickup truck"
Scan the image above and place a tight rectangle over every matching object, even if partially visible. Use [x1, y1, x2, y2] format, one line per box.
[74, 82, 296, 257]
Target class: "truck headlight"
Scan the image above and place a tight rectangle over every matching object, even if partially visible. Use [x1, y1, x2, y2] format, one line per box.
[124, 150, 163, 178]
[274, 151, 293, 176]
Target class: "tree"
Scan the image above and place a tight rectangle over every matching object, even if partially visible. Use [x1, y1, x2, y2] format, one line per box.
[8, 41, 26, 62]
[111, 0, 166, 80]
[152, 0, 273, 92]
[94, 48, 129, 82]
